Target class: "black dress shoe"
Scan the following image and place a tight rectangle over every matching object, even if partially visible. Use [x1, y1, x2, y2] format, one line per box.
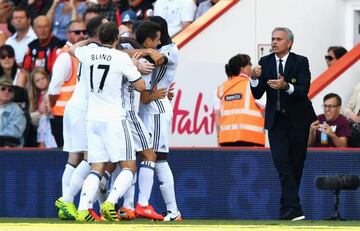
[280, 209, 305, 221]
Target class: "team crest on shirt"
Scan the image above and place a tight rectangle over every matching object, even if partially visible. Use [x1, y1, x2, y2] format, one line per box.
[225, 94, 242, 101]
[291, 78, 296, 83]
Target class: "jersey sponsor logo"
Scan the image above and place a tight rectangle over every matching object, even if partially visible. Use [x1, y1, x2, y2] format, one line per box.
[225, 94, 242, 101]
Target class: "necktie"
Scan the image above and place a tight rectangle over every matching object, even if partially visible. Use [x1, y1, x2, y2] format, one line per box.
[277, 59, 283, 110]
[278, 59, 283, 77]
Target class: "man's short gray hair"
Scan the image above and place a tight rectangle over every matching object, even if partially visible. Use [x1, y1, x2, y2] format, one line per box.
[272, 27, 294, 43]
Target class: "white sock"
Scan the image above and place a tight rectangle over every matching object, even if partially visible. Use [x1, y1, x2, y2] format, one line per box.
[106, 168, 133, 204]
[123, 172, 137, 209]
[61, 164, 75, 196]
[96, 171, 110, 207]
[63, 160, 91, 203]
[78, 171, 101, 211]
[137, 161, 155, 206]
[155, 161, 178, 213]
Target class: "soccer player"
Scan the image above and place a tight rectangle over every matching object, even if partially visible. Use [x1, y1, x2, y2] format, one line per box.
[118, 21, 167, 221]
[55, 15, 108, 221]
[138, 16, 182, 221]
[75, 21, 145, 222]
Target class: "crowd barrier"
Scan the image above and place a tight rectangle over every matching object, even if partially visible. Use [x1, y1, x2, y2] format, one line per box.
[0, 148, 359, 220]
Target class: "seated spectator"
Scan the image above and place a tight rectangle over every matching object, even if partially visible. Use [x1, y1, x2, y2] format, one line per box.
[325, 46, 348, 67]
[120, 9, 137, 32]
[120, 0, 156, 20]
[46, 0, 87, 42]
[83, 6, 100, 24]
[28, 67, 50, 127]
[154, 0, 197, 36]
[0, 0, 14, 38]
[28, 67, 55, 147]
[0, 76, 26, 147]
[308, 93, 351, 147]
[18, 0, 53, 21]
[344, 82, 360, 147]
[195, 0, 219, 19]
[0, 44, 28, 88]
[5, 6, 37, 66]
[22, 15, 64, 75]
[214, 54, 265, 147]
[93, 0, 118, 24]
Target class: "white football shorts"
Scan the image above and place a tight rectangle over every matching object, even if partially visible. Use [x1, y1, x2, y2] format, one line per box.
[139, 111, 172, 153]
[126, 110, 153, 152]
[87, 119, 136, 163]
[63, 105, 87, 152]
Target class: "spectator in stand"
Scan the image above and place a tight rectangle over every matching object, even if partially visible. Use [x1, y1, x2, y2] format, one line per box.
[120, 9, 137, 32]
[0, 45, 28, 88]
[22, 15, 64, 75]
[195, 0, 219, 19]
[119, 0, 155, 20]
[215, 54, 265, 147]
[18, 0, 54, 21]
[344, 81, 360, 147]
[154, 0, 197, 36]
[46, 0, 87, 42]
[325, 46, 348, 67]
[83, 6, 100, 24]
[6, 6, 37, 66]
[0, 0, 14, 39]
[28, 67, 50, 127]
[94, 0, 118, 24]
[28, 67, 55, 147]
[0, 76, 26, 147]
[308, 93, 351, 147]
[48, 19, 86, 148]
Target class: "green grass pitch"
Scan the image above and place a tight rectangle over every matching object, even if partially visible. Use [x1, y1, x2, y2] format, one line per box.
[0, 219, 360, 231]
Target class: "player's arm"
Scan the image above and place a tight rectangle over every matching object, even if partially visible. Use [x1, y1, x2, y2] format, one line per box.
[140, 86, 167, 104]
[69, 39, 91, 57]
[132, 78, 146, 93]
[48, 53, 72, 107]
[123, 48, 165, 66]
[119, 37, 143, 49]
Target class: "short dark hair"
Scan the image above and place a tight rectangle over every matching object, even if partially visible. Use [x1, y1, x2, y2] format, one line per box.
[327, 46, 348, 59]
[135, 21, 161, 45]
[86, 15, 106, 38]
[225, 54, 251, 77]
[67, 19, 85, 31]
[99, 22, 119, 44]
[323, 93, 342, 106]
[12, 6, 30, 19]
[83, 7, 100, 20]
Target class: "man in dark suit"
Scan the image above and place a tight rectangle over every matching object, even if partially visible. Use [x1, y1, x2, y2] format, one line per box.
[250, 27, 316, 221]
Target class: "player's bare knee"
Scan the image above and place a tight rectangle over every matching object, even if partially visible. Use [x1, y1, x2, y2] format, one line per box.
[106, 162, 117, 174]
[91, 162, 106, 175]
[67, 152, 84, 166]
[119, 160, 137, 173]
[140, 148, 156, 161]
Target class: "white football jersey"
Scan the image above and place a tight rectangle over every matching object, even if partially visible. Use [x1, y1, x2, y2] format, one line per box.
[76, 45, 141, 121]
[122, 58, 150, 111]
[138, 43, 178, 115]
[68, 42, 100, 111]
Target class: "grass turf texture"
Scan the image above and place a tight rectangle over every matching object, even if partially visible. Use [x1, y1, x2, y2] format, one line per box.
[0, 219, 360, 231]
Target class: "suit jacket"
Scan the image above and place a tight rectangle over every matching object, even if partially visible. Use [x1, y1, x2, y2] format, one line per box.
[251, 52, 316, 130]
